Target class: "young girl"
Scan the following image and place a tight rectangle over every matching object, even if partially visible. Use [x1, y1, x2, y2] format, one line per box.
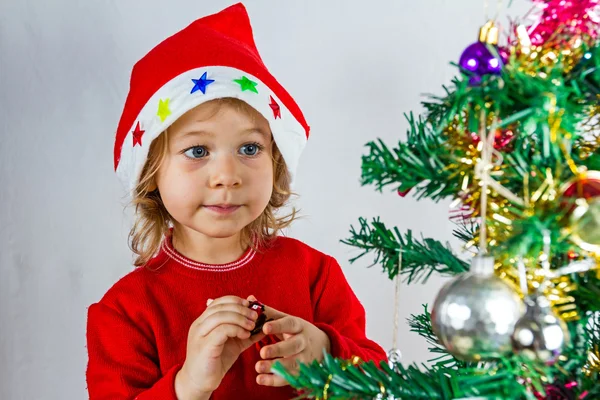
[86, 3, 386, 399]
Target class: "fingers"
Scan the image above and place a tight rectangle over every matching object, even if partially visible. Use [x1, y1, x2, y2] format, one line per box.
[247, 295, 288, 319]
[206, 295, 249, 307]
[255, 357, 299, 375]
[260, 334, 306, 359]
[239, 331, 267, 351]
[262, 316, 303, 336]
[256, 372, 290, 387]
[194, 295, 257, 335]
[207, 324, 252, 346]
[255, 358, 300, 386]
[245, 295, 291, 324]
[199, 303, 259, 325]
[198, 311, 256, 337]
[262, 304, 287, 320]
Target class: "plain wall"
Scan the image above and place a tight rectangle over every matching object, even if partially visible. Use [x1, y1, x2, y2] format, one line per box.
[0, 1, 530, 398]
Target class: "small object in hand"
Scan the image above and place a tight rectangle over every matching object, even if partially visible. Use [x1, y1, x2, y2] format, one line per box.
[248, 300, 272, 335]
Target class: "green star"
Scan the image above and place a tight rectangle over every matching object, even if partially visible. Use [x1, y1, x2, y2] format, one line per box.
[157, 98, 171, 122]
[234, 76, 258, 93]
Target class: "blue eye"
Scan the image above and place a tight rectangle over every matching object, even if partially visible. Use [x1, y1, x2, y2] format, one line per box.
[184, 146, 208, 159]
[240, 143, 262, 156]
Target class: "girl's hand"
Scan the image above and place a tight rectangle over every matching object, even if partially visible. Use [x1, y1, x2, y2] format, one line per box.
[250, 296, 331, 387]
[175, 295, 266, 399]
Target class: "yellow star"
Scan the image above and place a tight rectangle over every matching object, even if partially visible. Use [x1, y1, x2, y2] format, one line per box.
[157, 98, 171, 122]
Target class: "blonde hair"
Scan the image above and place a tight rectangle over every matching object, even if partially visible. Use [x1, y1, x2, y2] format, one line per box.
[128, 98, 297, 267]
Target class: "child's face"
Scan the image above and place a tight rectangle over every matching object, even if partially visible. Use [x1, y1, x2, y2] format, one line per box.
[155, 101, 274, 240]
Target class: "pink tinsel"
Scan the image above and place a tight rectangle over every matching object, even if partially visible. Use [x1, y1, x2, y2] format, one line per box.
[527, 0, 600, 46]
[532, 380, 589, 400]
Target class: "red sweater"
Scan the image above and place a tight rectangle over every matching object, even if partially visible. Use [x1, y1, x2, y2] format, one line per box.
[86, 235, 387, 399]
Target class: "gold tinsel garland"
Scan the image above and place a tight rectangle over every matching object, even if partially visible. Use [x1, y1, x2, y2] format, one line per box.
[583, 344, 600, 376]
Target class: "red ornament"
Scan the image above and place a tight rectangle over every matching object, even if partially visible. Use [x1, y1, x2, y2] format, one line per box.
[561, 171, 600, 200]
[248, 300, 272, 335]
[560, 171, 600, 214]
[559, 171, 600, 254]
[470, 128, 516, 150]
[397, 187, 412, 197]
[249, 300, 264, 316]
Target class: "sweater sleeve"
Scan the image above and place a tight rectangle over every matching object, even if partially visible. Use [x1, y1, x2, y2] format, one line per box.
[312, 256, 388, 363]
[86, 302, 181, 400]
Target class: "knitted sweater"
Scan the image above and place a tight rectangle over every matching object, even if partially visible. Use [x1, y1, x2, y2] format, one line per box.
[86, 235, 387, 399]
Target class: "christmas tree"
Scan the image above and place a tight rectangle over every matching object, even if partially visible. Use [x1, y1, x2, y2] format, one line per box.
[273, 1, 600, 399]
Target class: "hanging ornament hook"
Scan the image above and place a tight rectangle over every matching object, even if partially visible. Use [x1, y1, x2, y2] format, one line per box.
[539, 229, 552, 292]
[516, 256, 529, 296]
[387, 249, 403, 370]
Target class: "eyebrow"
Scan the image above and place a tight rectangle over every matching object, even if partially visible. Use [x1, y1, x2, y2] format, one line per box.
[177, 127, 271, 140]
[241, 127, 271, 139]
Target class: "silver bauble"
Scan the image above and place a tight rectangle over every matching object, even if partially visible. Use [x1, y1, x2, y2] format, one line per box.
[374, 394, 397, 400]
[431, 256, 524, 361]
[511, 293, 570, 364]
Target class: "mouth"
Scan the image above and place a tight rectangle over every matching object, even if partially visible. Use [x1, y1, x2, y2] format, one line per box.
[203, 204, 242, 215]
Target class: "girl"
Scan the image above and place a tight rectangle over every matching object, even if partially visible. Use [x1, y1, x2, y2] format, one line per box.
[86, 3, 386, 399]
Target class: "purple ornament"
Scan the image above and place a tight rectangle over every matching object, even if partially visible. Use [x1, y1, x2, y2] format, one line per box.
[459, 42, 505, 85]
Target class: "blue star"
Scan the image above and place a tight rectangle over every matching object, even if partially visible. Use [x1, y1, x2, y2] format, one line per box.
[191, 72, 215, 94]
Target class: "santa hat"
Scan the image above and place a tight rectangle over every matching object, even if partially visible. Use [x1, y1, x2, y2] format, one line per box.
[113, 3, 310, 195]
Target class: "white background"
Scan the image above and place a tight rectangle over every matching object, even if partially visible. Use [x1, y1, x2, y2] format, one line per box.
[0, 0, 530, 398]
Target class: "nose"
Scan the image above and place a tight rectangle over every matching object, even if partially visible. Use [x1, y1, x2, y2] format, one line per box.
[208, 153, 242, 188]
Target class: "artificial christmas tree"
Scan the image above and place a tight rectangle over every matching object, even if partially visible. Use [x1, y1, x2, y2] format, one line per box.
[274, 2, 600, 399]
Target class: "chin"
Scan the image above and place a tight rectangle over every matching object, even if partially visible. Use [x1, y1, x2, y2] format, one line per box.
[192, 220, 248, 239]
[203, 229, 244, 239]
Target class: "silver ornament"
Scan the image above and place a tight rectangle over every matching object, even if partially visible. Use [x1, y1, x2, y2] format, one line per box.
[374, 394, 396, 400]
[431, 256, 524, 361]
[511, 293, 570, 364]
[386, 348, 402, 370]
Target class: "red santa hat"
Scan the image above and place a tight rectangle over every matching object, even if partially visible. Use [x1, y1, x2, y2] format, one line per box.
[113, 3, 310, 194]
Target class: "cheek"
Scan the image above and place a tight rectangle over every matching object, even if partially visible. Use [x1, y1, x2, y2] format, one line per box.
[246, 159, 274, 201]
[156, 161, 201, 214]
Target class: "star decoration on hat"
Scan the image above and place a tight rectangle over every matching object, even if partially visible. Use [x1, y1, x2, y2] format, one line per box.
[132, 121, 145, 147]
[234, 76, 258, 93]
[269, 96, 281, 119]
[157, 98, 171, 122]
[191, 72, 215, 94]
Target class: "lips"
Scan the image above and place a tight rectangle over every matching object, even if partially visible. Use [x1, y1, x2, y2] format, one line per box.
[203, 204, 241, 215]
